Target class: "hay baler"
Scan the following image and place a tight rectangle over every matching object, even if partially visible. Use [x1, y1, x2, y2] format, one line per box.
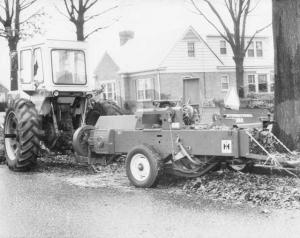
[73, 106, 278, 188]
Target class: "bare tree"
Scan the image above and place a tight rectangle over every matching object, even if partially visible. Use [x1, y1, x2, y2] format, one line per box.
[0, 0, 43, 90]
[273, 0, 300, 150]
[190, 0, 271, 97]
[58, 0, 118, 41]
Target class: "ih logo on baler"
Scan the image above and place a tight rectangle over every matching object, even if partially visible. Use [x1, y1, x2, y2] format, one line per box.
[221, 140, 232, 154]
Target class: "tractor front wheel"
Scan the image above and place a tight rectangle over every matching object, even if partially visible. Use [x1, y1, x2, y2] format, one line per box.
[4, 99, 41, 171]
[126, 144, 163, 188]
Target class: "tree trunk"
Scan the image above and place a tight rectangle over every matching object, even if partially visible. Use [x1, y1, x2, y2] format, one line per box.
[76, 10, 85, 41]
[8, 39, 18, 91]
[76, 22, 84, 41]
[273, 0, 300, 150]
[234, 56, 245, 98]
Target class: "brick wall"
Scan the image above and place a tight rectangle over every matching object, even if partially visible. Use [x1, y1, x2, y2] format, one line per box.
[159, 72, 237, 105]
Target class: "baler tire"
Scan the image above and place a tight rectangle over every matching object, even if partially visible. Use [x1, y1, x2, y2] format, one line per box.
[4, 99, 42, 171]
[126, 144, 163, 188]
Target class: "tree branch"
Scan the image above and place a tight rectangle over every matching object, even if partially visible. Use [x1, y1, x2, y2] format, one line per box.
[243, 23, 272, 53]
[20, 0, 37, 10]
[190, 0, 231, 44]
[84, 0, 98, 10]
[84, 19, 118, 39]
[85, 5, 118, 22]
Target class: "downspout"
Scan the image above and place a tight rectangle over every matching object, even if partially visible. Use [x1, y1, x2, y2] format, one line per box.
[157, 69, 161, 100]
[203, 72, 207, 99]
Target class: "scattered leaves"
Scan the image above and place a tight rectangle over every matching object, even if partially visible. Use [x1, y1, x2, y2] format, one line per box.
[183, 170, 300, 209]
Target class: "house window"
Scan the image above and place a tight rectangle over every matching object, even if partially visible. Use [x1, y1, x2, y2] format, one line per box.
[221, 75, 229, 91]
[258, 74, 268, 93]
[102, 81, 116, 101]
[270, 73, 274, 92]
[248, 75, 256, 93]
[220, 40, 227, 55]
[187, 42, 195, 57]
[247, 42, 254, 57]
[136, 78, 154, 101]
[256, 41, 263, 57]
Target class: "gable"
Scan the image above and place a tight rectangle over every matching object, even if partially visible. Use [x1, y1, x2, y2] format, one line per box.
[94, 52, 120, 85]
[160, 27, 223, 72]
[183, 29, 200, 41]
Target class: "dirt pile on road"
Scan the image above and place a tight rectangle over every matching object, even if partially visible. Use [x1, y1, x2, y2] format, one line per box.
[183, 170, 300, 209]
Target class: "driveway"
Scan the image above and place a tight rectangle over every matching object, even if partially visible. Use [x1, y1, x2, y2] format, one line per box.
[0, 164, 300, 238]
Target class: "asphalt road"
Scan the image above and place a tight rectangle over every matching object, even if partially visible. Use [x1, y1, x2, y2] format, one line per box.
[1, 165, 300, 238]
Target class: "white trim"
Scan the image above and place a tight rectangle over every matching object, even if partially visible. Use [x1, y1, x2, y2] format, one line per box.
[246, 73, 274, 94]
[220, 75, 230, 91]
[217, 65, 273, 70]
[136, 78, 155, 102]
[100, 80, 117, 101]
[157, 71, 161, 100]
[246, 40, 264, 59]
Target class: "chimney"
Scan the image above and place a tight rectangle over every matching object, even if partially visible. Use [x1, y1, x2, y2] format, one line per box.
[119, 30, 134, 46]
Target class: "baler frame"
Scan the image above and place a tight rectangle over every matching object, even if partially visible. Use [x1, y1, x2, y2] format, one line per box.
[73, 106, 298, 188]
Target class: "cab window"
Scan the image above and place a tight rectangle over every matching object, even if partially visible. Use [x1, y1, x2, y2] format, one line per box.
[51, 50, 87, 85]
[20, 50, 32, 83]
[33, 48, 44, 83]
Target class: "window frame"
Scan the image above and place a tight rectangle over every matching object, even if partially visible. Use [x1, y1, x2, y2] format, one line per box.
[256, 41, 263, 57]
[101, 81, 117, 101]
[33, 47, 44, 83]
[51, 49, 87, 85]
[247, 41, 255, 57]
[220, 75, 229, 91]
[220, 40, 227, 55]
[20, 49, 32, 84]
[258, 74, 268, 93]
[187, 42, 195, 57]
[136, 78, 155, 101]
[269, 72, 274, 92]
[247, 74, 256, 93]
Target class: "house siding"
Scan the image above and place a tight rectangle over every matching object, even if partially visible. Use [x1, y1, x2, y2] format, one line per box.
[160, 30, 222, 73]
[206, 36, 274, 67]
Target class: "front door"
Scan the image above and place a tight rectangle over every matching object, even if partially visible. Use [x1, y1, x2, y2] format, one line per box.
[183, 78, 200, 105]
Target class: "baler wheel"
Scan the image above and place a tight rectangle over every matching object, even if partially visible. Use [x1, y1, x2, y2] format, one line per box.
[126, 144, 163, 188]
[72, 125, 94, 156]
[4, 99, 42, 171]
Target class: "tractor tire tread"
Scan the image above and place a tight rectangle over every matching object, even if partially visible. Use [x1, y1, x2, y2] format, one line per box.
[4, 98, 41, 171]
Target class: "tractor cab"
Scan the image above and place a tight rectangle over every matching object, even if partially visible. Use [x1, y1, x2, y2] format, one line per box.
[17, 39, 93, 94]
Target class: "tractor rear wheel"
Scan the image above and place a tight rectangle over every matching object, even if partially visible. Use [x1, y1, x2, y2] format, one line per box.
[4, 99, 41, 171]
[126, 144, 163, 188]
[86, 101, 124, 126]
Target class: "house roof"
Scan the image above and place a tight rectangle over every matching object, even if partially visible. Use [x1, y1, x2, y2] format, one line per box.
[97, 18, 272, 74]
[0, 84, 8, 93]
[105, 24, 222, 74]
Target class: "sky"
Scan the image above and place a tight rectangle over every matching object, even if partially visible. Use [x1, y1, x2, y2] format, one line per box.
[0, 0, 272, 89]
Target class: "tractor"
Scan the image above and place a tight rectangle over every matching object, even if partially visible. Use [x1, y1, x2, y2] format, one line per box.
[2, 40, 122, 171]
